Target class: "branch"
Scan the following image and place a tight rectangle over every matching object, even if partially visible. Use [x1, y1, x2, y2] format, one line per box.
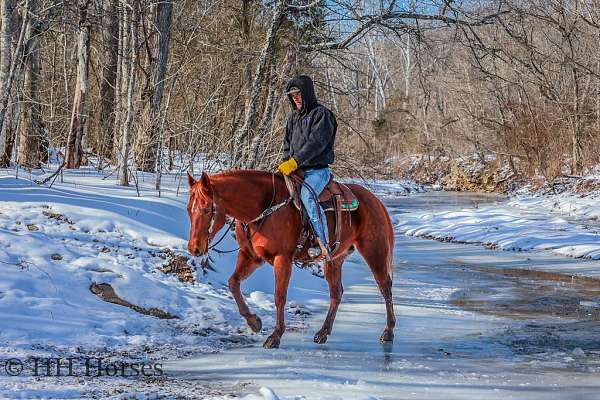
[302, 9, 509, 51]
[285, 0, 321, 11]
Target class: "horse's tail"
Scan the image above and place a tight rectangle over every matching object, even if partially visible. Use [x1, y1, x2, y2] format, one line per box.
[348, 183, 395, 284]
[385, 204, 394, 284]
[372, 187, 394, 284]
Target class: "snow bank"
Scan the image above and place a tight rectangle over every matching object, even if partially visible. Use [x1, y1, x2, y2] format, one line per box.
[0, 167, 325, 398]
[396, 193, 600, 259]
[0, 172, 248, 352]
[345, 178, 426, 197]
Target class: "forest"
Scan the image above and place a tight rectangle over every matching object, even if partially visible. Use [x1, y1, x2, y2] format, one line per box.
[0, 0, 599, 184]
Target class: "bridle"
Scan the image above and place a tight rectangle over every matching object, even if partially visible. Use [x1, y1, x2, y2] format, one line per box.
[190, 172, 292, 255]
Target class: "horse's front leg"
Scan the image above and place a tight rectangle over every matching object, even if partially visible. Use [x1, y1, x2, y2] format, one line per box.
[228, 250, 262, 333]
[263, 255, 292, 349]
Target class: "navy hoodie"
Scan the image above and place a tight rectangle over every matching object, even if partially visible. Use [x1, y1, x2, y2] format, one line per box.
[283, 75, 337, 169]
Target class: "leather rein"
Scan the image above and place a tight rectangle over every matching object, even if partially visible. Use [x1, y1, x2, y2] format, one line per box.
[195, 172, 292, 255]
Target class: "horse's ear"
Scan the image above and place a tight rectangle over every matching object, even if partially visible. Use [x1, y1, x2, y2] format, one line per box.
[200, 171, 213, 197]
[187, 172, 195, 187]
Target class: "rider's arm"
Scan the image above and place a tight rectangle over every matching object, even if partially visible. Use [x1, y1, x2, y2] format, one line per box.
[282, 116, 292, 161]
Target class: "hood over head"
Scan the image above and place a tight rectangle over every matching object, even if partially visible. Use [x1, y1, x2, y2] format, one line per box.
[286, 75, 318, 114]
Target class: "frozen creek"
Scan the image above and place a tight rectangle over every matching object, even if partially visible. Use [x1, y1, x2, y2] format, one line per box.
[166, 192, 600, 400]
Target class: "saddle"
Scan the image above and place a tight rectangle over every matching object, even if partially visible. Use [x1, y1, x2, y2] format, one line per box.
[317, 177, 359, 212]
[283, 170, 359, 261]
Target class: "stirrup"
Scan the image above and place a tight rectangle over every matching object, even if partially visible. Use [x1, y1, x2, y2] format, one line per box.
[308, 246, 322, 259]
[308, 241, 332, 262]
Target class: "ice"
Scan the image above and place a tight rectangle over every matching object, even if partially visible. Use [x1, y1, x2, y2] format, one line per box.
[168, 191, 600, 400]
[4, 169, 600, 398]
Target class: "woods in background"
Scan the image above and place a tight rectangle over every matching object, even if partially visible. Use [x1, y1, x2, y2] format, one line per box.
[0, 0, 599, 185]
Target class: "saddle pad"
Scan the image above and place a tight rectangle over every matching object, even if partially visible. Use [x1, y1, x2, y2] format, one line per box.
[320, 198, 359, 212]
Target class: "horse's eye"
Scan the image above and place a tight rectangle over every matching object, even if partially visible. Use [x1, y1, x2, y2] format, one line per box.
[202, 208, 211, 215]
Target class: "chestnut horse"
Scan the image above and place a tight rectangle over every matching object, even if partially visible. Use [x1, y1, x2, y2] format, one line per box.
[187, 170, 395, 349]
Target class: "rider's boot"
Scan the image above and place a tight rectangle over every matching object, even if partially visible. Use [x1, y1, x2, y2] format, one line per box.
[308, 238, 331, 262]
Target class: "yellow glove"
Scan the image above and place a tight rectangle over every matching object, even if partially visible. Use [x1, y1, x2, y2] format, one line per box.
[278, 158, 298, 176]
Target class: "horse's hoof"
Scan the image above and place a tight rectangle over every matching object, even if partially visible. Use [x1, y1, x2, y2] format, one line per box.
[263, 334, 280, 349]
[247, 314, 262, 333]
[313, 330, 328, 344]
[380, 329, 394, 343]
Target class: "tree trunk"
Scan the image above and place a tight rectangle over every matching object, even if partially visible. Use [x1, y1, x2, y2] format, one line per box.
[97, 0, 118, 160]
[65, 0, 91, 169]
[232, 0, 286, 168]
[247, 46, 294, 169]
[0, 0, 27, 166]
[0, 0, 15, 164]
[114, 1, 127, 164]
[134, 0, 173, 173]
[18, 0, 43, 169]
[119, 0, 139, 186]
[241, 0, 253, 112]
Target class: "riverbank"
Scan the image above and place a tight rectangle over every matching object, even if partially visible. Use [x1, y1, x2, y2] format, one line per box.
[396, 190, 600, 268]
[167, 191, 600, 400]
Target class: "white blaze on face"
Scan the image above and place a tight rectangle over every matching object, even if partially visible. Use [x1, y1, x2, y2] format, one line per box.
[190, 186, 215, 236]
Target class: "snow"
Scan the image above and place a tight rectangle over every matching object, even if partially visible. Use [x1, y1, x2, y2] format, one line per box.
[0, 166, 324, 398]
[395, 191, 600, 264]
[0, 172, 241, 350]
[5, 164, 600, 399]
[345, 178, 426, 197]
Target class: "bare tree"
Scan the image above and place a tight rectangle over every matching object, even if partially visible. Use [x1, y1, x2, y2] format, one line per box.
[97, 0, 119, 163]
[0, 0, 27, 166]
[65, 0, 91, 169]
[119, 0, 139, 186]
[134, 0, 173, 173]
[232, 0, 287, 167]
[18, 0, 44, 168]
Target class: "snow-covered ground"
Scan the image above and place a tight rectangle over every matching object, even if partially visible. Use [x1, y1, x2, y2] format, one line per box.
[0, 167, 287, 398]
[0, 166, 421, 399]
[396, 190, 600, 263]
[168, 193, 600, 400]
[346, 178, 426, 197]
[5, 163, 600, 399]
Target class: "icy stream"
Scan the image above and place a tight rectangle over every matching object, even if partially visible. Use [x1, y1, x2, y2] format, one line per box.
[166, 192, 600, 400]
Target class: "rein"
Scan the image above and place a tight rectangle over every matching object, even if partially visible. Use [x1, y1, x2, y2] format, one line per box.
[203, 172, 291, 255]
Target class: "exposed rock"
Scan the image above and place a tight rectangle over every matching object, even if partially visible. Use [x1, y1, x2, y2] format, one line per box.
[399, 156, 518, 193]
[442, 159, 514, 193]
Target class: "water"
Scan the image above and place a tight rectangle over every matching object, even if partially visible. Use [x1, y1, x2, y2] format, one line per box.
[165, 192, 600, 399]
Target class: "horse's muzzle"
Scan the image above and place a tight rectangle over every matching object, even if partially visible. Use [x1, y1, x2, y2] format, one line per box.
[188, 241, 208, 257]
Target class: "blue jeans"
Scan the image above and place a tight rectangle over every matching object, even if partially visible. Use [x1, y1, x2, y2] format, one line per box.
[300, 168, 331, 246]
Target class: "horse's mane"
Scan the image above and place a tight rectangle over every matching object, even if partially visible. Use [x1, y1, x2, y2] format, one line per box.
[205, 169, 288, 204]
[214, 169, 284, 182]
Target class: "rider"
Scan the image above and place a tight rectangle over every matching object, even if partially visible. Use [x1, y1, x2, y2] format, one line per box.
[278, 75, 337, 259]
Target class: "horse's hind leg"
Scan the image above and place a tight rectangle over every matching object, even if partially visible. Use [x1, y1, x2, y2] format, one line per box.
[314, 255, 347, 344]
[229, 250, 263, 333]
[356, 240, 396, 343]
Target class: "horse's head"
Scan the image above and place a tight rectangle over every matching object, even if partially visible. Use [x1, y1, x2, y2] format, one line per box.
[187, 171, 227, 256]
